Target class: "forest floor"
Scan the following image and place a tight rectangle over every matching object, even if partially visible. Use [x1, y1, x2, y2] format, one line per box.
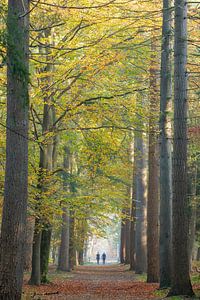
[23, 264, 200, 300]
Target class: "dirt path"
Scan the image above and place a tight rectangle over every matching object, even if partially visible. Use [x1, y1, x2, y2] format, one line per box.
[24, 264, 161, 299]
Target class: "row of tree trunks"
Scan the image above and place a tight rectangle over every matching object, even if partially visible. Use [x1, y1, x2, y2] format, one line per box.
[122, 3, 195, 295]
[120, 118, 148, 274]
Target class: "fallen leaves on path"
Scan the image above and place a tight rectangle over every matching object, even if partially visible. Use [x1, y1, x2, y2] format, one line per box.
[23, 265, 160, 299]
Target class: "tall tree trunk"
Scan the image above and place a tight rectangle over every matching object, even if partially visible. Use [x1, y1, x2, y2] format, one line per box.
[135, 134, 147, 274]
[159, 0, 173, 289]
[40, 225, 52, 283]
[147, 41, 159, 283]
[30, 73, 57, 284]
[129, 188, 136, 270]
[125, 188, 131, 264]
[0, 1, 29, 298]
[129, 141, 135, 270]
[188, 165, 197, 268]
[29, 99, 54, 285]
[76, 219, 87, 266]
[40, 108, 54, 283]
[39, 29, 57, 282]
[78, 250, 84, 265]
[24, 217, 35, 272]
[58, 209, 70, 271]
[57, 146, 71, 272]
[69, 212, 76, 270]
[168, 0, 194, 296]
[125, 215, 130, 264]
[120, 210, 126, 264]
[29, 218, 42, 285]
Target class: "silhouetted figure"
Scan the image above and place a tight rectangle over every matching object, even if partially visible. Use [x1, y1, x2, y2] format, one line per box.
[102, 252, 106, 264]
[96, 252, 100, 264]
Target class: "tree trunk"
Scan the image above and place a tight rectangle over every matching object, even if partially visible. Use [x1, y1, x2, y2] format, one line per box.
[159, 0, 173, 289]
[197, 248, 200, 261]
[24, 217, 35, 272]
[29, 219, 42, 286]
[188, 165, 197, 268]
[147, 41, 159, 283]
[129, 192, 136, 270]
[58, 209, 70, 271]
[40, 101, 58, 283]
[69, 213, 76, 270]
[76, 219, 87, 266]
[120, 211, 126, 264]
[40, 225, 52, 283]
[57, 146, 71, 271]
[78, 250, 84, 265]
[168, 0, 194, 296]
[125, 216, 130, 264]
[0, 0, 29, 298]
[135, 134, 147, 274]
[40, 125, 54, 283]
[29, 101, 54, 284]
[129, 141, 135, 270]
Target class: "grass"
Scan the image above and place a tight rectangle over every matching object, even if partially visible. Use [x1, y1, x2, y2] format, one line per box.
[153, 271, 200, 299]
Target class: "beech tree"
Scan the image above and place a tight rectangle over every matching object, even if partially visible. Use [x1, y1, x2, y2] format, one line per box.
[168, 0, 194, 296]
[159, 0, 172, 288]
[147, 40, 159, 283]
[0, 0, 29, 298]
[57, 146, 71, 272]
[134, 130, 148, 274]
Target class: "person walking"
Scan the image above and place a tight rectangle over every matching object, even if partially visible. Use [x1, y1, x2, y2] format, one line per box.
[96, 252, 100, 264]
[102, 252, 106, 264]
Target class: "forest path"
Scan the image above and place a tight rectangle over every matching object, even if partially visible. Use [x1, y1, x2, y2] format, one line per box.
[23, 264, 161, 299]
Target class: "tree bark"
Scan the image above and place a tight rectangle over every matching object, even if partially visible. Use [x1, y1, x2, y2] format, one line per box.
[69, 212, 76, 270]
[78, 250, 84, 265]
[188, 165, 197, 268]
[29, 219, 42, 286]
[29, 100, 54, 284]
[0, 0, 29, 298]
[168, 0, 194, 296]
[129, 191, 136, 270]
[120, 210, 126, 264]
[76, 219, 87, 265]
[57, 146, 72, 271]
[159, 0, 173, 289]
[135, 133, 147, 274]
[24, 217, 35, 272]
[147, 41, 159, 283]
[40, 225, 52, 283]
[40, 100, 58, 283]
[58, 209, 70, 271]
[125, 215, 130, 264]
